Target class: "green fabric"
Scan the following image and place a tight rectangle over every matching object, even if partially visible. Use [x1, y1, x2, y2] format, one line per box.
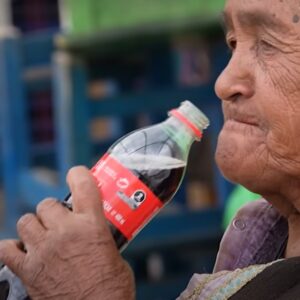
[223, 185, 260, 229]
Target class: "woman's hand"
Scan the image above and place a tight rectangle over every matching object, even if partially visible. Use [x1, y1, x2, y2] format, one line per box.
[0, 166, 135, 300]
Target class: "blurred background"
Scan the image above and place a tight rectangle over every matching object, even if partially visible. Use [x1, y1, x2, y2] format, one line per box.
[0, 0, 238, 299]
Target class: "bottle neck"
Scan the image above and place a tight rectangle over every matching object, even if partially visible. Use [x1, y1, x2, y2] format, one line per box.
[168, 109, 203, 140]
[162, 115, 198, 158]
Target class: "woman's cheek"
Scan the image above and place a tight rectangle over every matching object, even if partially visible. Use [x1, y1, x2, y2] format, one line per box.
[266, 119, 300, 164]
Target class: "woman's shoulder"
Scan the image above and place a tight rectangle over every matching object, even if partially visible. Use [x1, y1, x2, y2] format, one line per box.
[214, 198, 288, 272]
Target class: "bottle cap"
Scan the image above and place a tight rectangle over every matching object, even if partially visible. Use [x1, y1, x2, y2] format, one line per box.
[169, 100, 210, 140]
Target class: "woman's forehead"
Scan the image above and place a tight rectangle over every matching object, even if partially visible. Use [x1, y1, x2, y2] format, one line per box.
[224, 0, 299, 31]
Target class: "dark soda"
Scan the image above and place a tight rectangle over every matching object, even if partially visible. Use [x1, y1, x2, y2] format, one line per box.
[72, 101, 209, 251]
[68, 124, 187, 250]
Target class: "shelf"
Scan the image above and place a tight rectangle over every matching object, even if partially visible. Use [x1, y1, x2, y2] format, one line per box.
[23, 64, 52, 82]
[124, 208, 223, 255]
[30, 142, 55, 156]
[88, 85, 220, 118]
[19, 169, 68, 208]
[55, 16, 223, 56]
[136, 275, 195, 300]
[23, 64, 52, 90]
[22, 29, 57, 67]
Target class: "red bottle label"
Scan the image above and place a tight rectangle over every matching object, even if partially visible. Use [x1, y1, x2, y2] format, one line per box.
[91, 153, 163, 240]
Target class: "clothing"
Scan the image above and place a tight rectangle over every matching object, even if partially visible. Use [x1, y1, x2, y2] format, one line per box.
[0, 199, 291, 300]
[0, 267, 28, 300]
[230, 257, 300, 300]
[177, 261, 277, 300]
[177, 199, 289, 299]
[215, 198, 288, 272]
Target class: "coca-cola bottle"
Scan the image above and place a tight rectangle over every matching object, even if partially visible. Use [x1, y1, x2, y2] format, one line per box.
[66, 100, 209, 251]
[0, 100, 209, 300]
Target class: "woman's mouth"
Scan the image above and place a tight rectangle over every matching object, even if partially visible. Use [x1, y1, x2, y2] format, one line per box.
[222, 118, 264, 136]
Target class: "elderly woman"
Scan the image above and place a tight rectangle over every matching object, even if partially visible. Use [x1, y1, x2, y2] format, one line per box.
[1, 0, 300, 299]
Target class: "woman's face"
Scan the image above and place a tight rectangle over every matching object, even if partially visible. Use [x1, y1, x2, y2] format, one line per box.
[215, 0, 300, 195]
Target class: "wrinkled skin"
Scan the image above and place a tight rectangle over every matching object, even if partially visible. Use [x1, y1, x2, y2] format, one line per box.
[3, 0, 300, 298]
[215, 0, 300, 257]
[0, 167, 135, 300]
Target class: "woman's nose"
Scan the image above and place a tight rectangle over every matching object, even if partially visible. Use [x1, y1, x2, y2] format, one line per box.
[214, 51, 255, 102]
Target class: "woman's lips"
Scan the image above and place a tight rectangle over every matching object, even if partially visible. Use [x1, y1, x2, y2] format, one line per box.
[222, 105, 265, 135]
[222, 118, 265, 137]
[225, 119, 259, 130]
[228, 117, 259, 127]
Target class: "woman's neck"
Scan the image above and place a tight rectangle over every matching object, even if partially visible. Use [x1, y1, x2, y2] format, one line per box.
[285, 213, 300, 258]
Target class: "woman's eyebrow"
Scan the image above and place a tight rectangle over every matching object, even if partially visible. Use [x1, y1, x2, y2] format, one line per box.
[219, 11, 233, 34]
[221, 9, 290, 34]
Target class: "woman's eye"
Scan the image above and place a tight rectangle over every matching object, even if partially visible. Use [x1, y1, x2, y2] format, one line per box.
[258, 40, 277, 55]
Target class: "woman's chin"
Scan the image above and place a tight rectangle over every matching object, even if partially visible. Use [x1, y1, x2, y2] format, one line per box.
[215, 137, 261, 188]
[216, 145, 281, 197]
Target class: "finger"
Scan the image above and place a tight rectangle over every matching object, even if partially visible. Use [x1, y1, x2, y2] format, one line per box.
[36, 198, 69, 229]
[0, 240, 26, 276]
[66, 166, 103, 216]
[17, 213, 46, 248]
